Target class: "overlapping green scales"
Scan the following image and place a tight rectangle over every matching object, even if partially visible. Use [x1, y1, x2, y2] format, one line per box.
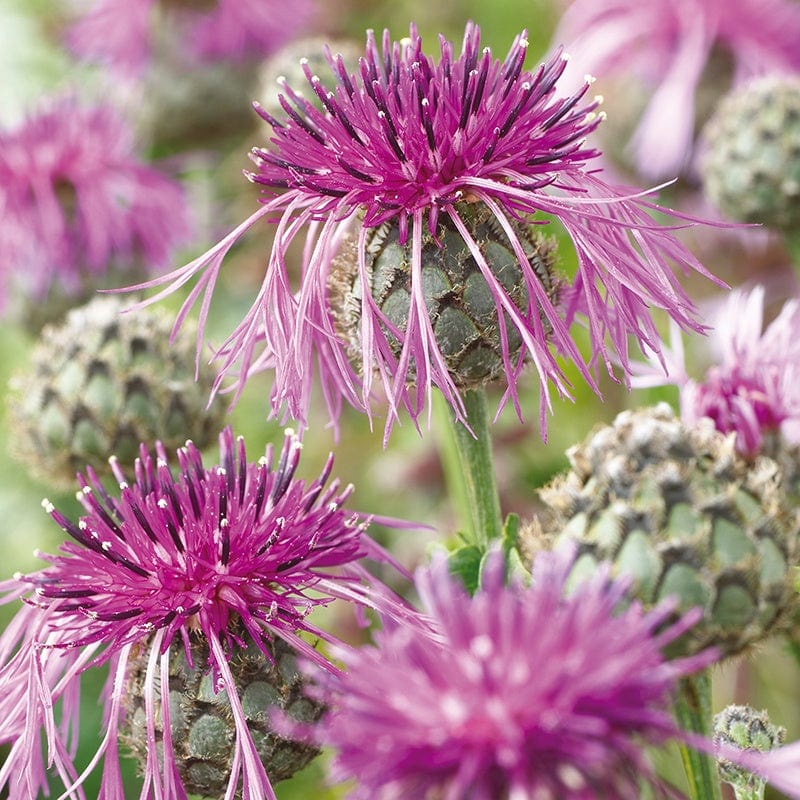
[528, 404, 800, 657]
[9, 296, 226, 488]
[123, 633, 323, 798]
[701, 75, 800, 231]
[329, 202, 559, 389]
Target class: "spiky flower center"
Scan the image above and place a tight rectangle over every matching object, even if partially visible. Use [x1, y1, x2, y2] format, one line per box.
[250, 25, 601, 226]
[258, 38, 363, 122]
[329, 202, 558, 388]
[29, 429, 368, 657]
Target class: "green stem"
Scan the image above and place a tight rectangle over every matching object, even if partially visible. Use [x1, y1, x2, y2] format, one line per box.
[786, 230, 800, 274]
[438, 388, 503, 549]
[673, 672, 722, 800]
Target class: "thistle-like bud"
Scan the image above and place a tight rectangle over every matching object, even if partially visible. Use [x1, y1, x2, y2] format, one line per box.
[522, 404, 800, 657]
[714, 704, 785, 799]
[701, 75, 800, 231]
[8, 296, 227, 488]
[123, 630, 323, 797]
[329, 203, 560, 390]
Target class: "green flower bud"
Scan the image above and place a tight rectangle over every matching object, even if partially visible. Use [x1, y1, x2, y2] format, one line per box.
[8, 296, 227, 488]
[714, 704, 785, 800]
[701, 75, 800, 231]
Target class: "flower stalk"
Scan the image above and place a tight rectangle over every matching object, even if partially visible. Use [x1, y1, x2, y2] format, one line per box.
[674, 672, 723, 800]
[788, 638, 800, 671]
[441, 388, 503, 549]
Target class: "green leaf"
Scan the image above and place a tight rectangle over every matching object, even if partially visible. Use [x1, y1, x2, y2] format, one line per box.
[502, 513, 520, 548]
[447, 544, 484, 595]
[501, 513, 530, 583]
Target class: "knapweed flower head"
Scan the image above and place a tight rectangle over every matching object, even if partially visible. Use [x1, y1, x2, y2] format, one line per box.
[632, 285, 800, 458]
[138, 23, 721, 441]
[0, 95, 189, 311]
[552, 0, 800, 179]
[0, 427, 408, 800]
[309, 546, 723, 799]
[67, 0, 317, 76]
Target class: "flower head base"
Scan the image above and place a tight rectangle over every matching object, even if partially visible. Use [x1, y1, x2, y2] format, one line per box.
[137, 23, 721, 441]
[633, 286, 800, 458]
[0, 428, 407, 800]
[122, 623, 325, 797]
[328, 203, 560, 391]
[68, 0, 316, 75]
[0, 96, 189, 313]
[552, 0, 800, 179]
[311, 547, 716, 799]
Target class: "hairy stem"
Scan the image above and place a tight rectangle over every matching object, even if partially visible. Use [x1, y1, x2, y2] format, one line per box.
[438, 388, 503, 549]
[674, 671, 723, 800]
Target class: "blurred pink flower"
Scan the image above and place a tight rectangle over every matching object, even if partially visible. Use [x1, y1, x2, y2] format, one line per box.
[134, 24, 723, 441]
[0, 96, 190, 308]
[632, 285, 800, 456]
[309, 547, 730, 799]
[68, 0, 316, 75]
[552, 0, 800, 178]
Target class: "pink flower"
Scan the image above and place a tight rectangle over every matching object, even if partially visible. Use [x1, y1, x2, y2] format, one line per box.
[0, 428, 409, 800]
[68, 0, 316, 75]
[135, 24, 723, 442]
[552, 0, 800, 178]
[632, 285, 800, 456]
[309, 547, 730, 799]
[0, 95, 190, 309]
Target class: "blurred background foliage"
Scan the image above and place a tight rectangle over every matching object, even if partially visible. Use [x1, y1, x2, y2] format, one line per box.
[0, 0, 796, 797]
